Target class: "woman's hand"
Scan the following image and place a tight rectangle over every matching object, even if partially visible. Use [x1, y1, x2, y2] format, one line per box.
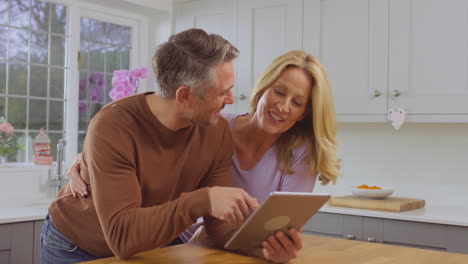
[67, 153, 88, 197]
[261, 228, 302, 263]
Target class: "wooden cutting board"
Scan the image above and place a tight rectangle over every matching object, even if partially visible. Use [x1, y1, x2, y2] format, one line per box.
[327, 195, 425, 212]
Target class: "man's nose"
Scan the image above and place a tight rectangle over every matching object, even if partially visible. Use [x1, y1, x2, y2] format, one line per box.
[225, 90, 235, 105]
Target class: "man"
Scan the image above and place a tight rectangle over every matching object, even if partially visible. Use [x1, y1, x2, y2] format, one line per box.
[41, 29, 299, 264]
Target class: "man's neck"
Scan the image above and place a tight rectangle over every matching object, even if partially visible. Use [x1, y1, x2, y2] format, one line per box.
[145, 93, 193, 131]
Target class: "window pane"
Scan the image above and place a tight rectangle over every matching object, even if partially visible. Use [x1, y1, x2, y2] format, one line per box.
[8, 63, 27, 95]
[29, 98, 47, 130]
[0, 26, 7, 60]
[78, 18, 132, 150]
[48, 132, 63, 161]
[50, 68, 64, 98]
[78, 100, 88, 131]
[30, 0, 49, 32]
[0, 62, 5, 94]
[80, 17, 89, 41]
[89, 43, 105, 72]
[7, 97, 27, 129]
[50, 35, 65, 66]
[89, 19, 105, 43]
[9, 28, 29, 62]
[30, 65, 47, 97]
[49, 100, 63, 130]
[120, 25, 132, 46]
[79, 71, 88, 100]
[8, 131, 26, 162]
[10, 0, 30, 28]
[79, 40, 89, 71]
[78, 133, 85, 153]
[106, 45, 120, 73]
[121, 47, 130, 69]
[105, 73, 112, 102]
[30, 31, 48, 64]
[0, 95, 5, 117]
[0, 0, 8, 25]
[89, 71, 106, 103]
[106, 24, 131, 46]
[51, 3, 66, 34]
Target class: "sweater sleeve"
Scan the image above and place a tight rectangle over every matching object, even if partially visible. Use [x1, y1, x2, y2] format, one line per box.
[83, 113, 212, 259]
[197, 119, 238, 247]
[279, 144, 317, 192]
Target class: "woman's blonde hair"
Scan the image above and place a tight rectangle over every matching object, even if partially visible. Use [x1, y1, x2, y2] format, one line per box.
[250, 50, 340, 185]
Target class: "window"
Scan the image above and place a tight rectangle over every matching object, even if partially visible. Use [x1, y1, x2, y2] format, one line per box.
[0, 0, 68, 162]
[77, 17, 132, 152]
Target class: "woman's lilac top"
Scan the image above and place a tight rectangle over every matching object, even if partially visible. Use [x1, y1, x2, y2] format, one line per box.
[179, 113, 317, 242]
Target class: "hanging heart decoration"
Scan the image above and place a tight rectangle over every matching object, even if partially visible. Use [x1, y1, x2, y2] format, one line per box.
[387, 107, 407, 130]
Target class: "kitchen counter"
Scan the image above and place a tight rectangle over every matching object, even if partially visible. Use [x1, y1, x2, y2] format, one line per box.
[80, 234, 468, 264]
[319, 204, 468, 227]
[0, 204, 49, 224]
[1, 202, 468, 227]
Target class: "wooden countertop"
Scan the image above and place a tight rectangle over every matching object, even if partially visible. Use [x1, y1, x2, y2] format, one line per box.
[81, 234, 468, 264]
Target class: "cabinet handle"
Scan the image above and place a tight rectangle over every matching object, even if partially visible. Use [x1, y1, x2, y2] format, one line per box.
[367, 237, 376, 243]
[393, 89, 401, 97]
[372, 90, 381, 97]
[239, 94, 247, 100]
[346, 234, 355, 240]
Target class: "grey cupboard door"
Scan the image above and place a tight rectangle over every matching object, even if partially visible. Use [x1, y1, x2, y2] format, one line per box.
[11, 222, 34, 264]
[362, 217, 383, 243]
[342, 215, 363, 241]
[0, 223, 11, 264]
[33, 220, 44, 264]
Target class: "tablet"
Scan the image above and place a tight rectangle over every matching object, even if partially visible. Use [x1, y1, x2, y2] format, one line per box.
[224, 192, 330, 250]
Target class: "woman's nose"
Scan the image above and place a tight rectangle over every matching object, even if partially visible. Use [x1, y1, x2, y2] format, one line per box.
[277, 100, 291, 113]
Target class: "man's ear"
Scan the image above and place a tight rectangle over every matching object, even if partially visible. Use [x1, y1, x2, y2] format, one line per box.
[175, 86, 192, 106]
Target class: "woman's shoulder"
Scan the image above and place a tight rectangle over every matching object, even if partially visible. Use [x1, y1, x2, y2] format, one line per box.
[221, 112, 249, 130]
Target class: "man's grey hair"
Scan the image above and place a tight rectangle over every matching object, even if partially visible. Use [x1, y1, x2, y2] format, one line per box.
[152, 28, 239, 99]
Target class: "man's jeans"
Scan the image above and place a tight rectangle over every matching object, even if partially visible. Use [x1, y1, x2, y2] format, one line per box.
[40, 215, 98, 264]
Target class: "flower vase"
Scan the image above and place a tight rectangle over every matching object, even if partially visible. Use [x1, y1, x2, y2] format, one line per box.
[0, 155, 7, 165]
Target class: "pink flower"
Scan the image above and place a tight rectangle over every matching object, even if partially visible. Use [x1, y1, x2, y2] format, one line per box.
[0, 121, 14, 135]
[109, 67, 148, 101]
[129, 67, 148, 79]
[113, 70, 129, 80]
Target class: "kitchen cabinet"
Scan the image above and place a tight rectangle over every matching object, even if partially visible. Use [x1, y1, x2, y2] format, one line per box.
[304, 212, 468, 254]
[303, 0, 468, 122]
[0, 220, 43, 264]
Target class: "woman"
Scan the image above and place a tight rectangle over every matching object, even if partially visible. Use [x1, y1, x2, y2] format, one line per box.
[67, 50, 340, 262]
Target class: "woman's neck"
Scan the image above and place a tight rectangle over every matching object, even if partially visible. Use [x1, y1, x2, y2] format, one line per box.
[232, 113, 280, 158]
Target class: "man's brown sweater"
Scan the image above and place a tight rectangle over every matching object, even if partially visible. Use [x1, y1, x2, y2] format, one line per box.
[48, 92, 234, 259]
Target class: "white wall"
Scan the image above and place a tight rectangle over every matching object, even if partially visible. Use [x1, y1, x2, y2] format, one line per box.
[315, 123, 468, 207]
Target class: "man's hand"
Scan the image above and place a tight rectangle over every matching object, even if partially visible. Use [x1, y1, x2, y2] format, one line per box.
[208, 187, 259, 224]
[262, 228, 302, 263]
[67, 153, 88, 198]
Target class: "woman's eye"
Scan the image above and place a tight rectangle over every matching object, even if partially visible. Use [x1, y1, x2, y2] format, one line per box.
[293, 101, 303, 107]
[275, 89, 285, 96]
